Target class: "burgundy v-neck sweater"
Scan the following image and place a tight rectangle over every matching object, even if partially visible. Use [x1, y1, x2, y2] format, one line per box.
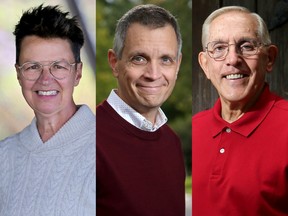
[96, 100, 186, 216]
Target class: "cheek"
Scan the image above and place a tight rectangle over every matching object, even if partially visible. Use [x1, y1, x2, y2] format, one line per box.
[20, 80, 34, 90]
[170, 69, 178, 81]
[20, 82, 34, 103]
[115, 62, 130, 78]
[249, 61, 265, 77]
[119, 66, 139, 84]
[168, 73, 177, 84]
[163, 70, 177, 88]
[64, 80, 77, 93]
[206, 64, 218, 80]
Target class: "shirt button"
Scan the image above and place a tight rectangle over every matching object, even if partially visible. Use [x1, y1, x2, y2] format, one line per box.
[226, 128, 231, 133]
[220, 148, 225, 154]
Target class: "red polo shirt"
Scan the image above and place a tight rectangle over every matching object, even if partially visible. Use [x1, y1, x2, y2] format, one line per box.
[192, 85, 288, 216]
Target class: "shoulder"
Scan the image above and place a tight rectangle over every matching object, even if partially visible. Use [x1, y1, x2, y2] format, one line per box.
[0, 133, 22, 170]
[192, 109, 214, 134]
[75, 104, 96, 130]
[96, 100, 120, 123]
[160, 124, 181, 142]
[78, 104, 95, 119]
[161, 123, 177, 134]
[0, 132, 21, 149]
[192, 108, 213, 121]
[274, 96, 288, 111]
[96, 100, 110, 114]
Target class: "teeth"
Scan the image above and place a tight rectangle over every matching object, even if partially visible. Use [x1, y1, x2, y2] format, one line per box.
[38, 90, 57, 96]
[226, 74, 244, 80]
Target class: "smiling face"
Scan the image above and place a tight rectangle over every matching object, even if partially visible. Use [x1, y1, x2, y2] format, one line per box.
[17, 36, 82, 117]
[108, 23, 181, 120]
[198, 11, 277, 108]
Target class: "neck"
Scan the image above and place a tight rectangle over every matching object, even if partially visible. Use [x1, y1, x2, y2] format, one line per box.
[221, 108, 244, 123]
[115, 89, 159, 125]
[35, 105, 77, 142]
[140, 109, 158, 125]
[221, 85, 265, 123]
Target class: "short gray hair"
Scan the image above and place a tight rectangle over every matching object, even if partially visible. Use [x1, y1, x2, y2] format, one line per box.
[201, 6, 271, 50]
[113, 4, 182, 59]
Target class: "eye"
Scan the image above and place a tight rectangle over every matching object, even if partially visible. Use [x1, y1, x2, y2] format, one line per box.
[161, 56, 175, 65]
[52, 64, 61, 69]
[52, 62, 70, 70]
[24, 63, 41, 71]
[131, 55, 147, 65]
[53, 64, 65, 69]
[240, 41, 256, 51]
[212, 43, 228, 53]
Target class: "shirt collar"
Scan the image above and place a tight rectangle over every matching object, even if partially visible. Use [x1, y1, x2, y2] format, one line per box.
[107, 89, 167, 132]
[211, 85, 276, 137]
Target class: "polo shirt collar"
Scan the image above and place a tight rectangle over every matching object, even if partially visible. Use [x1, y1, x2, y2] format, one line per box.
[211, 85, 276, 137]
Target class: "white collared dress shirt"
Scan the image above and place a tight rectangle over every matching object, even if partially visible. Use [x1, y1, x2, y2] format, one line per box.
[107, 89, 167, 132]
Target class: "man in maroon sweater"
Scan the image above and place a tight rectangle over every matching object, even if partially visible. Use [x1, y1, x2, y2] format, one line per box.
[96, 4, 186, 216]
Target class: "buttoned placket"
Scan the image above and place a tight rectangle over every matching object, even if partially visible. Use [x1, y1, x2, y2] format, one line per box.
[210, 127, 232, 180]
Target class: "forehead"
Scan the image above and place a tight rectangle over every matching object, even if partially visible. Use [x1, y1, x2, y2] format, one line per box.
[123, 23, 178, 55]
[125, 23, 177, 46]
[20, 35, 72, 58]
[208, 11, 258, 42]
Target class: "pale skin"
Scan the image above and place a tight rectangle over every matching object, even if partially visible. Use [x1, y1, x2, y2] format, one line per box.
[198, 11, 278, 123]
[108, 23, 182, 124]
[16, 36, 82, 142]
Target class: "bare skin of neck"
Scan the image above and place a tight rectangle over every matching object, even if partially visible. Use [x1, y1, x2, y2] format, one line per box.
[36, 105, 77, 142]
[221, 106, 245, 123]
[221, 86, 264, 123]
[115, 90, 159, 125]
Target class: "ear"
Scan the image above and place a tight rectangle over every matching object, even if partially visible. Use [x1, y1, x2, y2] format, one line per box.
[266, 45, 278, 73]
[108, 49, 119, 78]
[175, 53, 182, 79]
[15, 64, 22, 86]
[198, 51, 211, 79]
[74, 62, 83, 86]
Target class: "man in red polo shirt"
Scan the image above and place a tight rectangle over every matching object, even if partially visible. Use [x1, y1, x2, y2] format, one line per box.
[193, 6, 288, 216]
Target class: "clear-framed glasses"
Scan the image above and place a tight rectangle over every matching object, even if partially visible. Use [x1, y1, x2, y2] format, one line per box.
[17, 60, 77, 81]
[205, 39, 268, 61]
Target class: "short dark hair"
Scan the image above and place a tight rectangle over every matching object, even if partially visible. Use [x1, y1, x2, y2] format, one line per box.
[13, 4, 84, 63]
[113, 4, 182, 59]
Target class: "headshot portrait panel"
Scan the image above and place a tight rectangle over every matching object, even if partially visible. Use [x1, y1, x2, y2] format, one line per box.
[192, 1, 288, 215]
[96, 1, 192, 216]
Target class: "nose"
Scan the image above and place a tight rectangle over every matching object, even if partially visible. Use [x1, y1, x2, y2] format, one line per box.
[37, 66, 54, 84]
[144, 61, 162, 80]
[225, 44, 241, 65]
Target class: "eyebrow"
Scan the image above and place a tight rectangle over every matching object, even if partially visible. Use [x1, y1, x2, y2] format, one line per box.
[210, 37, 258, 44]
[128, 51, 149, 60]
[129, 51, 177, 60]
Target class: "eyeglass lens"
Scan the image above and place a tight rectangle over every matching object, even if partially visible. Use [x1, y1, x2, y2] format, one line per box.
[19, 60, 75, 80]
[206, 40, 261, 60]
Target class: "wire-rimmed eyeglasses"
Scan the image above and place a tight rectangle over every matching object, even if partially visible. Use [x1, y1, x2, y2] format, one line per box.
[16, 60, 77, 81]
[205, 39, 269, 61]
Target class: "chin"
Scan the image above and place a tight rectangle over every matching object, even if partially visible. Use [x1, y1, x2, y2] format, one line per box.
[34, 107, 59, 115]
[143, 101, 163, 110]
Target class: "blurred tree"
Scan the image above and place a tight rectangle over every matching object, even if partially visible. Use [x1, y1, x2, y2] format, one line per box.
[96, 0, 192, 175]
[96, 0, 117, 104]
